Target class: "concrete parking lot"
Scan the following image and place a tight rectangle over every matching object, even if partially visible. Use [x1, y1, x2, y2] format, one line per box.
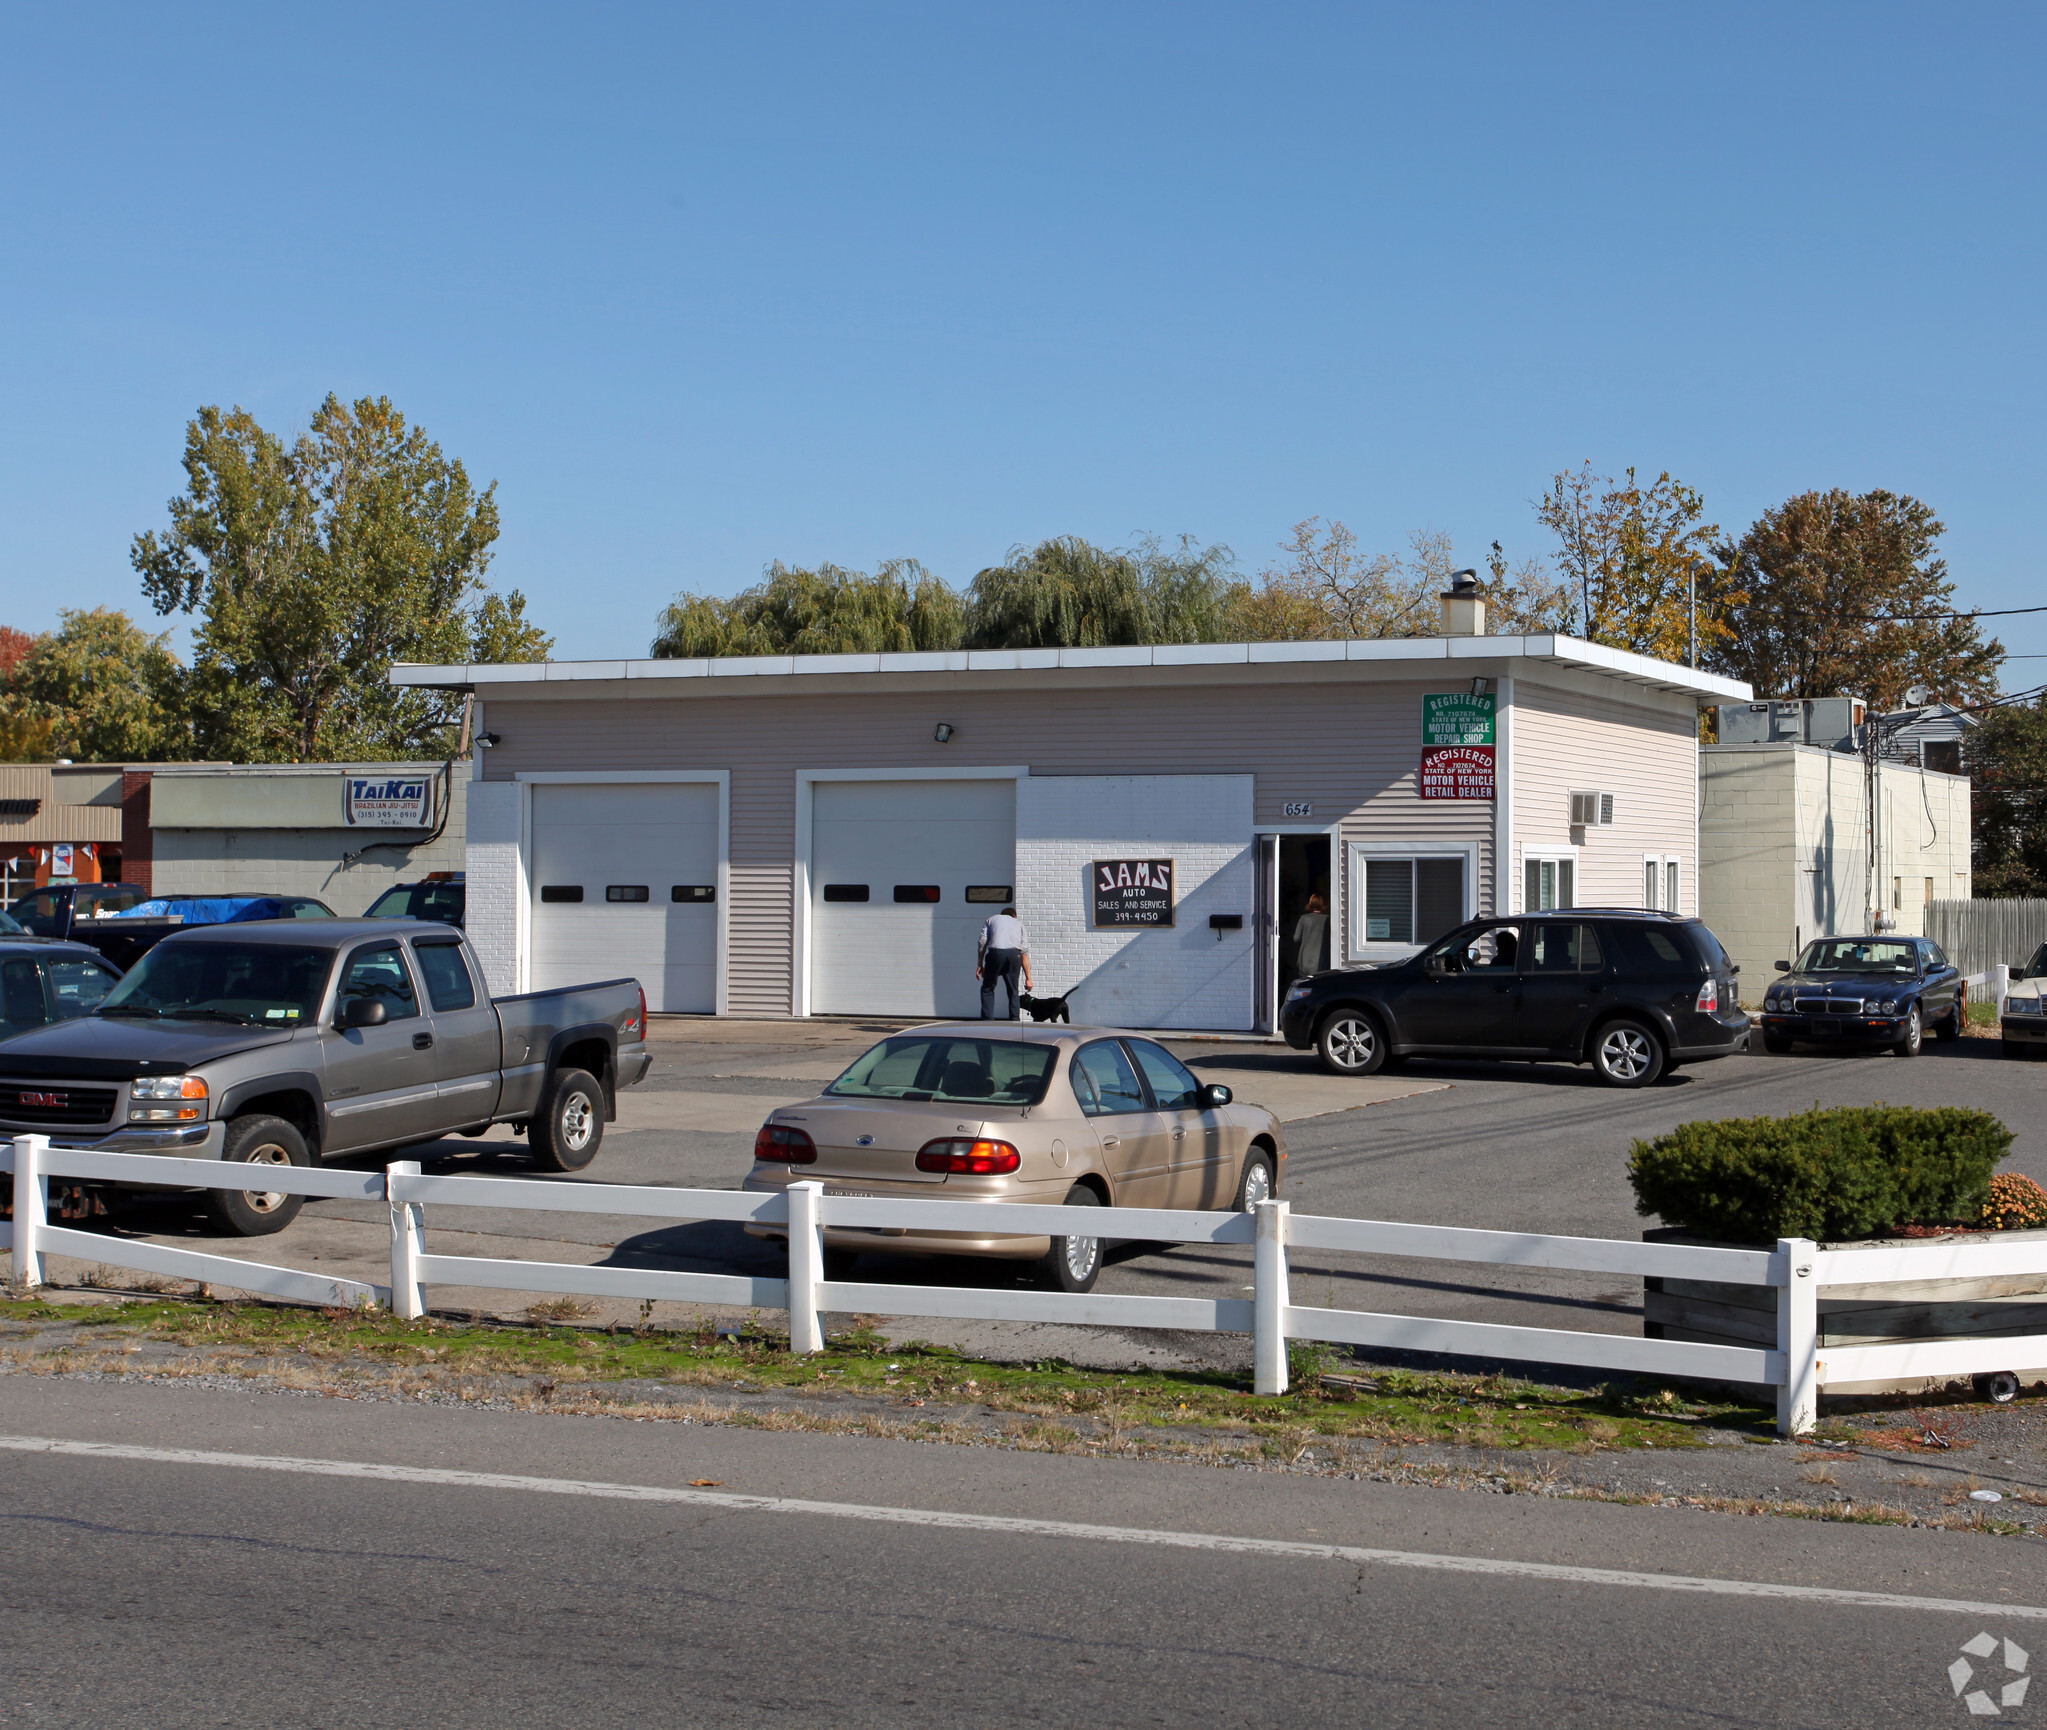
[28, 1018, 2043, 1373]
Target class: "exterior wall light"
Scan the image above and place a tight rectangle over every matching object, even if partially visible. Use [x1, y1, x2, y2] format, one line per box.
[933, 723, 954, 743]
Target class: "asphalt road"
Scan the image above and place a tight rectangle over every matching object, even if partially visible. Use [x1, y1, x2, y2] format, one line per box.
[5, 1373, 2045, 1729]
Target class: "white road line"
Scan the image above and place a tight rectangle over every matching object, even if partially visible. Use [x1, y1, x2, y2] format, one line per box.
[2, 1432, 2038, 1619]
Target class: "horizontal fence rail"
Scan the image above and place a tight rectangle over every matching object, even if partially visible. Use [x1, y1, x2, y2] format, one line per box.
[16, 1134, 2047, 1435]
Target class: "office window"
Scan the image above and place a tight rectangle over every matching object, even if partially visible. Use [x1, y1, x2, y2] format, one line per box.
[1353, 854, 1465, 948]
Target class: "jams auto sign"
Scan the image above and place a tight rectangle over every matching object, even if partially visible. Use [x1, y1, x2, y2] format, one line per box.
[1092, 859, 1175, 927]
[345, 774, 433, 828]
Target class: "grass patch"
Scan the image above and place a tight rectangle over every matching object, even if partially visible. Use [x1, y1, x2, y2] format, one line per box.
[0, 1293, 1769, 1452]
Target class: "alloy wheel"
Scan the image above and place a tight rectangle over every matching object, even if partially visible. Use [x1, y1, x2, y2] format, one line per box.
[1323, 1018, 1375, 1071]
[560, 1091, 596, 1151]
[1064, 1232, 1100, 1283]
[1239, 1159, 1273, 1211]
[1598, 1027, 1654, 1082]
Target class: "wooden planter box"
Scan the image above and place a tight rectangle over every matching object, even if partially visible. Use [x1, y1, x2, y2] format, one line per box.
[1644, 1226, 2047, 1397]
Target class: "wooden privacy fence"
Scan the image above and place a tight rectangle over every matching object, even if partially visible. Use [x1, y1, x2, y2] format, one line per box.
[17, 1133, 2047, 1437]
[1930, 899, 2047, 981]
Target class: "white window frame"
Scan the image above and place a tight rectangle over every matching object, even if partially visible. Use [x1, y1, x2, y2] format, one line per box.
[1344, 841, 1478, 963]
[1520, 845, 1581, 913]
[1641, 852, 1685, 914]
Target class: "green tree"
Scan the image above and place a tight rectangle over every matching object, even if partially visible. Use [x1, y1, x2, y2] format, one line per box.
[1536, 463, 1725, 659]
[0, 608, 184, 761]
[1968, 694, 2047, 897]
[652, 559, 962, 657]
[964, 535, 1238, 649]
[1705, 489, 2002, 710]
[131, 394, 541, 761]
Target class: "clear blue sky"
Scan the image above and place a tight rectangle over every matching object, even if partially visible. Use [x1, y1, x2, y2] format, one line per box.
[4, 4, 2043, 669]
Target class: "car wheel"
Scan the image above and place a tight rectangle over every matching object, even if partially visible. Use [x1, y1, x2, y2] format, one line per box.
[1762, 1035, 1794, 1055]
[205, 1114, 309, 1237]
[1894, 1005, 1922, 1059]
[1590, 1019, 1665, 1088]
[1039, 1184, 1102, 1294]
[1234, 1149, 1276, 1212]
[1936, 991, 1966, 1042]
[1316, 1009, 1388, 1077]
[529, 1067, 605, 1172]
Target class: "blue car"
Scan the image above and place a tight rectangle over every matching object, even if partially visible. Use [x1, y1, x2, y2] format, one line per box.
[1759, 935, 1966, 1057]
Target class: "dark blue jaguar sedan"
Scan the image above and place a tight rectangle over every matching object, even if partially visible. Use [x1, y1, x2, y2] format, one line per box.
[1759, 935, 1966, 1057]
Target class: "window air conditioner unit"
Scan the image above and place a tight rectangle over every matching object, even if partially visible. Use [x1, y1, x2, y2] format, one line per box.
[1569, 791, 1615, 828]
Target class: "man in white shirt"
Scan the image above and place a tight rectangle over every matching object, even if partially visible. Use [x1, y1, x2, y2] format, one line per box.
[976, 906, 1032, 1020]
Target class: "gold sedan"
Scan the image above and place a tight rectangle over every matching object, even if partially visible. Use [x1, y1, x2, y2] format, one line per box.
[743, 1023, 1286, 1293]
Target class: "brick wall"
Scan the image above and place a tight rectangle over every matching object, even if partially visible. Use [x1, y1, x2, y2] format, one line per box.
[1015, 774, 1254, 1031]
[120, 771, 153, 895]
[464, 779, 523, 997]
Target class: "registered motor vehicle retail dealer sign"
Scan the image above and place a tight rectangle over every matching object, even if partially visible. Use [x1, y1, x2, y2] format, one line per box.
[345, 774, 433, 827]
[1092, 859, 1175, 927]
[1420, 746, 1495, 799]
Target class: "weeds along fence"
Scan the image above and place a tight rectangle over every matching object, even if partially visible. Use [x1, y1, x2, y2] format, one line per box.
[1930, 899, 2047, 981]
[15, 1133, 2047, 1436]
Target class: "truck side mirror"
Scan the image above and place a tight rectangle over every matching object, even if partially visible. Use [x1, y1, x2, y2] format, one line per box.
[341, 997, 388, 1029]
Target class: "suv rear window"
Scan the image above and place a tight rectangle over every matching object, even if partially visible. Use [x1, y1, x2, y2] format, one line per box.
[1618, 922, 1698, 972]
[1684, 921, 1732, 974]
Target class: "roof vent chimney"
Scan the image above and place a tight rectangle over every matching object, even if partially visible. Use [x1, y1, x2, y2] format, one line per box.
[1440, 569, 1485, 637]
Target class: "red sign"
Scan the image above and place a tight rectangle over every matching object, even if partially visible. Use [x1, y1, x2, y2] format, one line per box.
[1420, 745, 1495, 800]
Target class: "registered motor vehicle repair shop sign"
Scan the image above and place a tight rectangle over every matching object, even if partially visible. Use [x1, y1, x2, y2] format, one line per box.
[1421, 693, 1496, 799]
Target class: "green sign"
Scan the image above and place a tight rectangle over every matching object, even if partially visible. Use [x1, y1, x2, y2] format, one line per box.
[1423, 692, 1495, 746]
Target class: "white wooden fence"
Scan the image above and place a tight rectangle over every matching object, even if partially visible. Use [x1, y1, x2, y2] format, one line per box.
[15, 1132, 2045, 1436]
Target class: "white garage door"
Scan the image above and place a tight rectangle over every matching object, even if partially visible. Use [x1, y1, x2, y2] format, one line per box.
[811, 779, 1016, 1018]
[529, 783, 720, 1014]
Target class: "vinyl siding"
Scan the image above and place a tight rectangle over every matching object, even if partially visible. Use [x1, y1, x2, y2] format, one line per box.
[1510, 680, 1700, 914]
[479, 672, 1680, 1013]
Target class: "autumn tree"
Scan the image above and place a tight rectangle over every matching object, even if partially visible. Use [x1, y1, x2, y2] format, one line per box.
[131, 395, 547, 762]
[653, 559, 963, 658]
[1536, 464, 1725, 659]
[0, 609, 186, 761]
[1705, 489, 2001, 710]
[1968, 694, 2047, 897]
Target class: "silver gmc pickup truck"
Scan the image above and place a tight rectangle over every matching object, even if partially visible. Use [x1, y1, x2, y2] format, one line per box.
[0, 918, 650, 1235]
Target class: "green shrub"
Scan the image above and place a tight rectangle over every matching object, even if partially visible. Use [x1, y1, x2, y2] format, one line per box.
[1628, 1105, 2012, 1244]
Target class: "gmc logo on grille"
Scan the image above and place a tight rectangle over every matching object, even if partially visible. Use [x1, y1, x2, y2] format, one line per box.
[19, 1091, 65, 1108]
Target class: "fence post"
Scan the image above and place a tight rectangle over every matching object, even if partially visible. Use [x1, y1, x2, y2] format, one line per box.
[1254, 1198, 1291, 1396]
[786, 1180, 825, 1355]
[10, 1134, 46, 1289]
[1775, 1236, 1818, 1437]
[387, 1161, 424, 1319]
[1989, 964, 2010, 1018]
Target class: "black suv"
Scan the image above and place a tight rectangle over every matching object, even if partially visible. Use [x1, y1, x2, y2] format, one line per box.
[1279, 910, 1749, 1087]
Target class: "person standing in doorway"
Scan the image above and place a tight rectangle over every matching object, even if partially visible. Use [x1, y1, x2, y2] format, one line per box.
[977, 905, 1032, 1019]
[1291, 893, 1329, 982]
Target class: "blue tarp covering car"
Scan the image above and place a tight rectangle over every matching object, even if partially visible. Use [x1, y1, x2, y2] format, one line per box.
[110, 897, 303, 923]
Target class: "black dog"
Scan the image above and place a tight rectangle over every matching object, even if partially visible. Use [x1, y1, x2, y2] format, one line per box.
[1018, 990, 1071, 1024]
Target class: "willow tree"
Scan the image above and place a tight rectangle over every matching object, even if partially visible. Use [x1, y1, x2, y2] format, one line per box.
[652, 559, 963, 657]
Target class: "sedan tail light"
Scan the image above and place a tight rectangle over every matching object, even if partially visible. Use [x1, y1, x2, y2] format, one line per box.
[754, 1123, 817, 1163]
[916, 1137, 1021, 1175]
[1695, 979, 1719, 1014]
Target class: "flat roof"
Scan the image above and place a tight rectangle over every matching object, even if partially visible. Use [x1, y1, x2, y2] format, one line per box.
[392, 633, 1752, 703]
